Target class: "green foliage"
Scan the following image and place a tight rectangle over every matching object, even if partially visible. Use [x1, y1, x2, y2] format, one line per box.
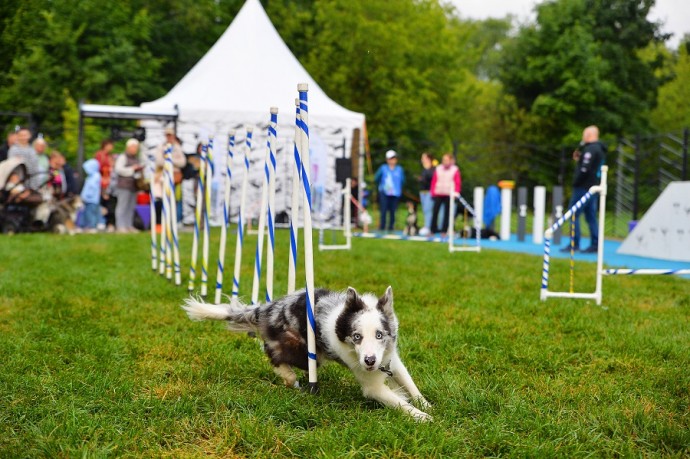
[499, 0, 667, 145]
[650, 42, 690, 131]
[0, 231, 688, 456]
[0, 0, 163, 135]
[1, 0, 683, 189]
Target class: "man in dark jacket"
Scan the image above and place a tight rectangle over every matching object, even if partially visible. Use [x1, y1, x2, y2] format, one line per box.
[561, 125, 605, 253]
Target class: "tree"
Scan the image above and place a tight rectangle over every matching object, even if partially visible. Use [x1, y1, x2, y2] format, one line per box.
[650, 40, 690, 132]
[0, 0, 163, 137]
[499, 0, 668, 146]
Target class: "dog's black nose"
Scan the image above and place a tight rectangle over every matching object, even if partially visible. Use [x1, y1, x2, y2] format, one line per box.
[364, 355, 376, 366]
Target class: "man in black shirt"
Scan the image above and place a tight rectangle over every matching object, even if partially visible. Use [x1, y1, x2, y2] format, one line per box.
[561, 125, 605, 253]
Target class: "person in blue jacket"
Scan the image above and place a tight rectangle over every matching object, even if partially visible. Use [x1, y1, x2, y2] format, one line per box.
[80, 158, 102, 232]
[374, 150, 405, 232]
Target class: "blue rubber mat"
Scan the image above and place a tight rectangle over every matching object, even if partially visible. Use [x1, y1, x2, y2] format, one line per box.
[354, 231, 690, 273]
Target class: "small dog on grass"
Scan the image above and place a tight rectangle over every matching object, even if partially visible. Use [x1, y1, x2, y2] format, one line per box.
[182, 286, 432, 421]
[402, 201, 419, 236]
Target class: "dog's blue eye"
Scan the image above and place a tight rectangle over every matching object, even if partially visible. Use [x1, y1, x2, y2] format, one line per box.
[353, 333, 361, 341]
[376, 331, 383, 339]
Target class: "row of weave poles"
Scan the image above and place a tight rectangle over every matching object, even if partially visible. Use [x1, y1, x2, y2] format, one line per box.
[148, 84, 319, 392]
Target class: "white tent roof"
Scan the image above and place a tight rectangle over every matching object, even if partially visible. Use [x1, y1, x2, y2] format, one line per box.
[141, 0, 364, 131]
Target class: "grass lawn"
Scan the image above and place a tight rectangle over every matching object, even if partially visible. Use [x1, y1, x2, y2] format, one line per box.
[1, 229, 688, 457]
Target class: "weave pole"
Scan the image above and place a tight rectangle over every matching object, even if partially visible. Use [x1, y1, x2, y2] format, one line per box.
[158, 158, 167, 277]
[215, 131, 235, 304]
[540, 166, 607, 304]
[231, 128, 252, 299]
[298, 83, 318, 394]
[159, 145, 172, 278]
[569, 211, 575, 293]
[164, 144, 182, 285]
[201, 138, 214, 298]
[265, 108, 279, 303]
[251, 121, 271, 305]
[164, 144, 175, 281]
[448, 192, 481, 252]
[147, 151, 158, 271]
[188, 139, 207, 292]
[288, 100, 301, 293]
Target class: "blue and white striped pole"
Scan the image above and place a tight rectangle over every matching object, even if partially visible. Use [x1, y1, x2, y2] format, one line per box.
[164, 144, 174, 281]
[159, 144, 171, 278]
[147, 151, 157, 271]
[231, 128, 252, 299]
[188, 139, 208, 292]
[298, 83, 318, 394]
[164, 143, 182, 285]
[288, 99, 301, 293]
[201, 137, 214, 298]
[604, 268, 690, 275]
[215, 131, 235, 304]
[251, 123, 271, 305]
[265, 108, 278, 303]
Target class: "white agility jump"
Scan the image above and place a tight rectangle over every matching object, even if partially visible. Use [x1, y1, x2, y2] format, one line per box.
[540, 165, 689, 305]
[448, 191, 481, 253]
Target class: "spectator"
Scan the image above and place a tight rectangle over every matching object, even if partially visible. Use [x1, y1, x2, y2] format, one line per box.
[374, 149, 405, 232]
[418, 152, 435, 236]
[47, 152, 68, 200]
[181, 143, 202, 227]
[102, 153, 118, 232]
[430, 153, 461, 235]
[33, 137, 50, 187]
[0, 131, 17, 163]
[94, 139, 116, 231]
[561, 125, 606, 253]
[80, 158, 102, 233]
[114, 138, 144, 233]
[8, 128, 40, 190]
[94, 139, 115, 192]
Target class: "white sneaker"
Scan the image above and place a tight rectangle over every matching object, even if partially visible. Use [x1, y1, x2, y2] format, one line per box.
[419, 227, 430, 236]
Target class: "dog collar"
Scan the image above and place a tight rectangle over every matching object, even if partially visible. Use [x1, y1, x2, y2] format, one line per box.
[379, 364, 393, 376]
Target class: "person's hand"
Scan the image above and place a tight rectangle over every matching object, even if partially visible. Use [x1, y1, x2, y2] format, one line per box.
[572, 150, 581, 161]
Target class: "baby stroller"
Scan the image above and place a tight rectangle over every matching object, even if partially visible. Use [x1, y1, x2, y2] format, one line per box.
[0, 157, 47, 234]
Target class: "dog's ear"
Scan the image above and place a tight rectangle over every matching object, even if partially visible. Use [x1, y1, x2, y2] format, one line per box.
[377, 286, 394, 317]
[344, 287, 364, 313]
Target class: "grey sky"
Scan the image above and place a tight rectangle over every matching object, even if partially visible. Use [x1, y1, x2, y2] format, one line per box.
[449, 0, 689, 49]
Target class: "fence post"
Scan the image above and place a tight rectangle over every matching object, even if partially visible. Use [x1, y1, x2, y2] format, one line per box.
[633, 135, 640, 221]
[683, 127, 688, 181]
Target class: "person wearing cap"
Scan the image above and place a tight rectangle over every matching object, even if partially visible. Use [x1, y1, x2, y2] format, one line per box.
[374, 149, 405, 232]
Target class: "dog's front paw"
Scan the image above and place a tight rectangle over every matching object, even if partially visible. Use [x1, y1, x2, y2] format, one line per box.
[411, 409, 433, 422]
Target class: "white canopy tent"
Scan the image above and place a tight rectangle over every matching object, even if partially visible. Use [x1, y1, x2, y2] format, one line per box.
[140, 0, 365, 225]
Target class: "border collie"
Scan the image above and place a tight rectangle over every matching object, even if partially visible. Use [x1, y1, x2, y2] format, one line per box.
[182, 286, 432, 421]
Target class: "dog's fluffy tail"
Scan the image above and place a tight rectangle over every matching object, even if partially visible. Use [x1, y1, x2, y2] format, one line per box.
[182, 296, 258, 333]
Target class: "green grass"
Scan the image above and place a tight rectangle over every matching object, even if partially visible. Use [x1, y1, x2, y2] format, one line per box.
[1, 229, 688, 457]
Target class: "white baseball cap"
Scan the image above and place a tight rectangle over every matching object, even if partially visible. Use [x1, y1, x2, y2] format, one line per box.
[385, 150, 397, 160]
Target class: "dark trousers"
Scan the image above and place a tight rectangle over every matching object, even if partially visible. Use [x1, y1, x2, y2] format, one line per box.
[431, 196, 451, 234]
[568, 187, 599, 248]
[378, 194, 399, 230]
